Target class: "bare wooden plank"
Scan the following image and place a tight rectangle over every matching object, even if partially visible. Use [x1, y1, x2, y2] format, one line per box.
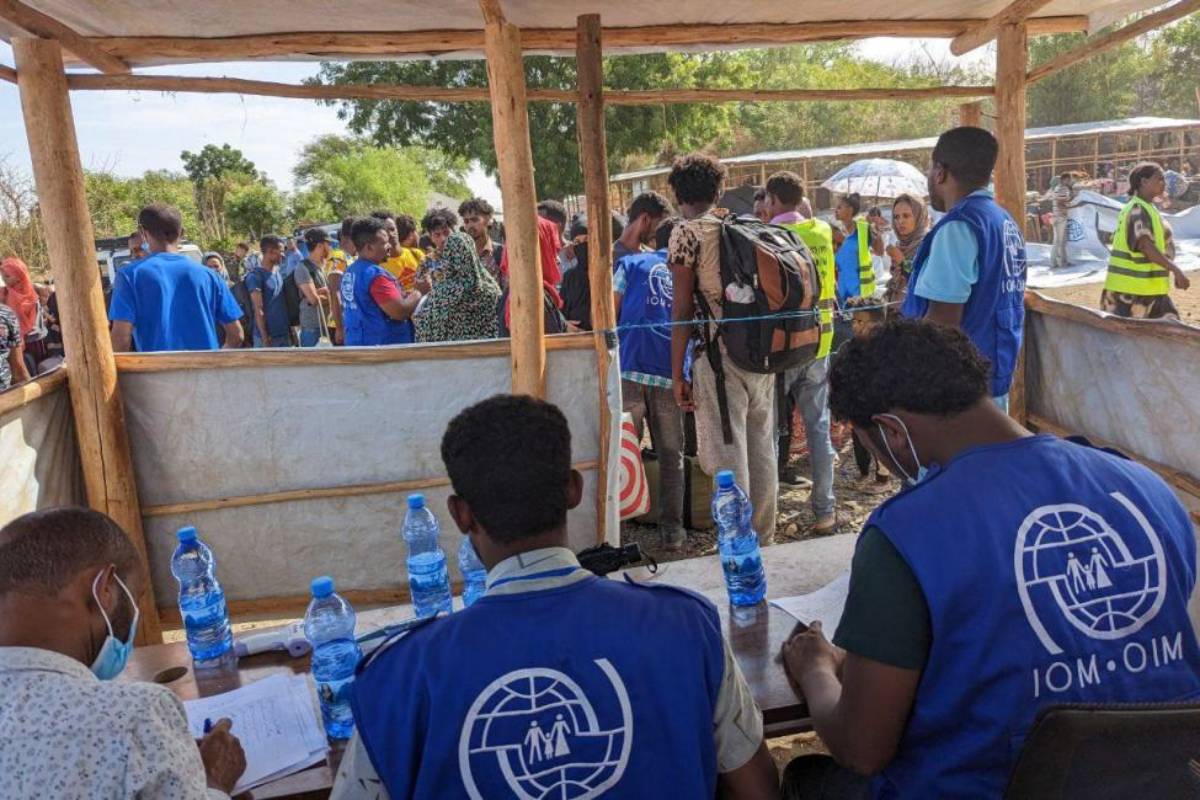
[0, 62, 15, 83]
[0, 0, 129, 74]
[141, 460, 601, 518]
[577, 14, 615, 545]
[950, 0, 1054, 56]
[1025, 291, 1200, 347]
[113, 333, 593, 373]
[65, 72, 994, 104]
[1027, 0, 1200, 84]
[14, 36, 159, 642]
[60, 17, 1089, 67]
[0, 367, 67, 417]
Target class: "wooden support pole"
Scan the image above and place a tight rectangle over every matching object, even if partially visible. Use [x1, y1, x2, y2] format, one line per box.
[0, 63, 15, 83]
[0, 0, 129, 74]
[12, 37, 160, 642]
[950, 0, 1053, 56]
[576, 14, 615, 545]
[958, 101, 983, 128]
[1026, 0, 1200, 84]
[481, 2, 546, 398]
[994, 24, 1028, 228]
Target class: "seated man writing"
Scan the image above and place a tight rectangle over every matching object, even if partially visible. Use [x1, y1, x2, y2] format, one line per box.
[781, 319, 1200, 798]
[0, 507, 246, 799]
[332, 394, 779, 799]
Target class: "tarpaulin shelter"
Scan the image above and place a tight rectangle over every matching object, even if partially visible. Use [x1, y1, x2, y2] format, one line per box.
[1, 0, 1198, 643]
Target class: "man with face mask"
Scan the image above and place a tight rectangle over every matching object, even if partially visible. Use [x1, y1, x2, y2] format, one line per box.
[777, 319, 1200, 800]
[901, 127, 1026, 414]
[0, 507, 247, 798]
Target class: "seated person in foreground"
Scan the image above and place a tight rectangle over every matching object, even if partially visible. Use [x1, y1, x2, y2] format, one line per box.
[782, 319, 1200, 799]
[332, 394, 779, 799]
[0, 507, 247, 799]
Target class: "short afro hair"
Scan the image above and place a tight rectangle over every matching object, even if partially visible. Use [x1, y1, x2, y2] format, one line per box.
[138, 203, 184, 243]
[369, 209, 396, 222]
[458, 197, 495, 219]
[396, 213, 417, 241]
[422, 207, 458, 233]
[537, 200, 569, 228]
[626, 191, 672, 224]
[260, 234, 285, 252]
[350, 216, 387, 251]
[828, 318, 991, 428]
[839, 193, 862, 216]
[668, 154, 726, 206]
[766, 171, 804, 207]
[931, 126, 998, 191]
[441, 395, 573, 544]
[0, 507, 140, 594]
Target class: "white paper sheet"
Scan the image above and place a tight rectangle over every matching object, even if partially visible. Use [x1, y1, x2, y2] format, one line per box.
[770, 571, 851, 634]
[184, 674, 327, 793]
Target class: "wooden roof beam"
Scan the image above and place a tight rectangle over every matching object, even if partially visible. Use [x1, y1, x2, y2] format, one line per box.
[951, 0, 1054, 56]
[1027, 0, 1200, 84]
[64, 72, 994, 104]
[0, 62, 15, 82]
[0, 0, 129, 74]
[54, 17, 1088, 67]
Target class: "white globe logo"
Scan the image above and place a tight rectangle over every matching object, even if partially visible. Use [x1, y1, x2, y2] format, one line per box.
[1014, 493, 1168, 655]
[647, 263, 674, 341]
[458, 660, 633, 799]
[1002, 219, 1027, 278]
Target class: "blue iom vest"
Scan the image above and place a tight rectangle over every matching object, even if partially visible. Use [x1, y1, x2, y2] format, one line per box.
[352, 573, 725, 799]
[901, 192, 1026, 397]
[616, 249, 673, 380]
[866, 435, 1200, 799]
[340, 258, 413, 346]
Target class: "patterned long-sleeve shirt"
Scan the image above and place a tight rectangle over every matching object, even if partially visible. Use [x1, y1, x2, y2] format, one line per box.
[0, 303, 20, 390]
[0, 647, 228, 800]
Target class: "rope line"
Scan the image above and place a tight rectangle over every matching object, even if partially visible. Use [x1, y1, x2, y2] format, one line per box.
[601, 299, 902, 336]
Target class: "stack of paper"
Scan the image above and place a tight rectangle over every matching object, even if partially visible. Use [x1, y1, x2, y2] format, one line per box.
[184, 673, 328, 794]
[769, 571, 851, 634]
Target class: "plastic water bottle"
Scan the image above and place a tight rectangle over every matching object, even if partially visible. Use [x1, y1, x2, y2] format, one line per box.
[170, 526, 233, 667]
[304, 576, 361, 740]
[403, 494, 452, 618]
[712, 470, 768, 606]
[458, 538, 488, 608]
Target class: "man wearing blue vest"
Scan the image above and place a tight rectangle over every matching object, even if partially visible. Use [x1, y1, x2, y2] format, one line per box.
[339, 217, 425, 347]
[780, 319, 1200, 799]
[615, 218, 685, 550]
[332, 395, 779, 800]
[901, 126, 1026, 413]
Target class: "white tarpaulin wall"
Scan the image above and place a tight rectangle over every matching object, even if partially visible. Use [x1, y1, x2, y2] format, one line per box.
[117, 342, 617, 609]
[0, 375, 86, 526]
[1025, 298, 1200, 507]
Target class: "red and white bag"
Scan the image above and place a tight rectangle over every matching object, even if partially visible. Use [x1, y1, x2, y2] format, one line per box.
[617, 413, 650, 520]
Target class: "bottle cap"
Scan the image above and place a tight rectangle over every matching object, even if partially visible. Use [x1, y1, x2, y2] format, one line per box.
[311, 576, 334, 598]
[176, 526, 198, 543]
[406, 493, 426, 510]
[716, 470, 735, 489]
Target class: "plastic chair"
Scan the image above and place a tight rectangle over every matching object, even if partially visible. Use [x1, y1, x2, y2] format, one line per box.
[1004, 702, 1200, 799]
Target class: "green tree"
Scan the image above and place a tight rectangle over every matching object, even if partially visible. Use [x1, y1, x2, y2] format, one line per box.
[295, 134, 472, 201]
[295, 144, 432, 219]
[226, 182, 287, 241]
[1026, 32, 1150, 126]
[180, 144, 257, 184]
[1147, 16, 1200, 117]
[180, 144, 259, 244]
[289, 188, 336, 226]
[84, 169, 200, 241]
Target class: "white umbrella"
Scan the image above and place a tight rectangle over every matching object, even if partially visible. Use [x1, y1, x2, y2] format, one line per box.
[821, 158, 928, 200]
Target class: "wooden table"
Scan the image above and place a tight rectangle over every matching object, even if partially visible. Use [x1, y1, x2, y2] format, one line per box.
[125, 535, 855, 798]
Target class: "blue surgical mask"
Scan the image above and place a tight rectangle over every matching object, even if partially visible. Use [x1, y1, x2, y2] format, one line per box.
[89, 570, 139, 681]
[876, 414, 928, 487]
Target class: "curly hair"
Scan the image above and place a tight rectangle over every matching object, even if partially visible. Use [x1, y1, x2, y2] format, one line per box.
[421, 207, 459, 233]
[828, 318, 991, 428]
[441, 395, 573, 544]
[766, 171, 804, 207]
[667, 153, 727, 206]
[458, 197, 495, 219]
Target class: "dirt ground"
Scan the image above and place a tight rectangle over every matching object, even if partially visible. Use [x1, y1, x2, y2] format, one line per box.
[1037, 281, 1200, 324]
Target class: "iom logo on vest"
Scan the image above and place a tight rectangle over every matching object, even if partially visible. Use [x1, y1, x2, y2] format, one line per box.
[458, 660, 633, 799]
[647, 263, 674, 340]
[1015, 493, 1184, 697]
[1002, 218, 1027, 293]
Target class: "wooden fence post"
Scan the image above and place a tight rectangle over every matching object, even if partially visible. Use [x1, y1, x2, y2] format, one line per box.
[13, 36, 161, 642]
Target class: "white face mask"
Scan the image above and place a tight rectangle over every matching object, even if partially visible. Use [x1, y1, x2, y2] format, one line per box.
[875, 413, 929, 487]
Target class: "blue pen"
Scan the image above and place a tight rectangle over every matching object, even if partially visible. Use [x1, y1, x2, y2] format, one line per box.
[203, 718, 213, 734]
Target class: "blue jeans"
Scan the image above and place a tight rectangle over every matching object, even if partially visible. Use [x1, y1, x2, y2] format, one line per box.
[253, 330, 291, 348]
[785, 357, 836, 517]
[299, 327, 321, 347]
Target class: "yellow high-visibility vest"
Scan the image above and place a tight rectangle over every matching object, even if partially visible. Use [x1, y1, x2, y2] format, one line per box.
[783, 218, 835, 359]
[854, 218, 877, 298]
[1105, 196, 1170, 296]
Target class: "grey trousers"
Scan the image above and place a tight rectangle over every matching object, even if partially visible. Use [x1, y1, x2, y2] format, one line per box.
[622, 379, 685, 533]
[692, 355, 778, 542]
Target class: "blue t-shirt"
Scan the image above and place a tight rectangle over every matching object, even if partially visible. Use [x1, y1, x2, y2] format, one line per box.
[108, 252, 243, 352]
[912, 190, 989, 304]
[244, 266, 291, 337]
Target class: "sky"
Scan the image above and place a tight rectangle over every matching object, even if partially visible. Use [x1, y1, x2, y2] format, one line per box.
[0, 37, 989, 208]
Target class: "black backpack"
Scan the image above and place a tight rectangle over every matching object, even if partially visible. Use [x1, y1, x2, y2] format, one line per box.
[282, 269, 302, 327]
[694, 214, 821, 443]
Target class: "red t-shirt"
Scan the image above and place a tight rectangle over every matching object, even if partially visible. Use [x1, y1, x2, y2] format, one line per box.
[369, 275, 402, 306]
